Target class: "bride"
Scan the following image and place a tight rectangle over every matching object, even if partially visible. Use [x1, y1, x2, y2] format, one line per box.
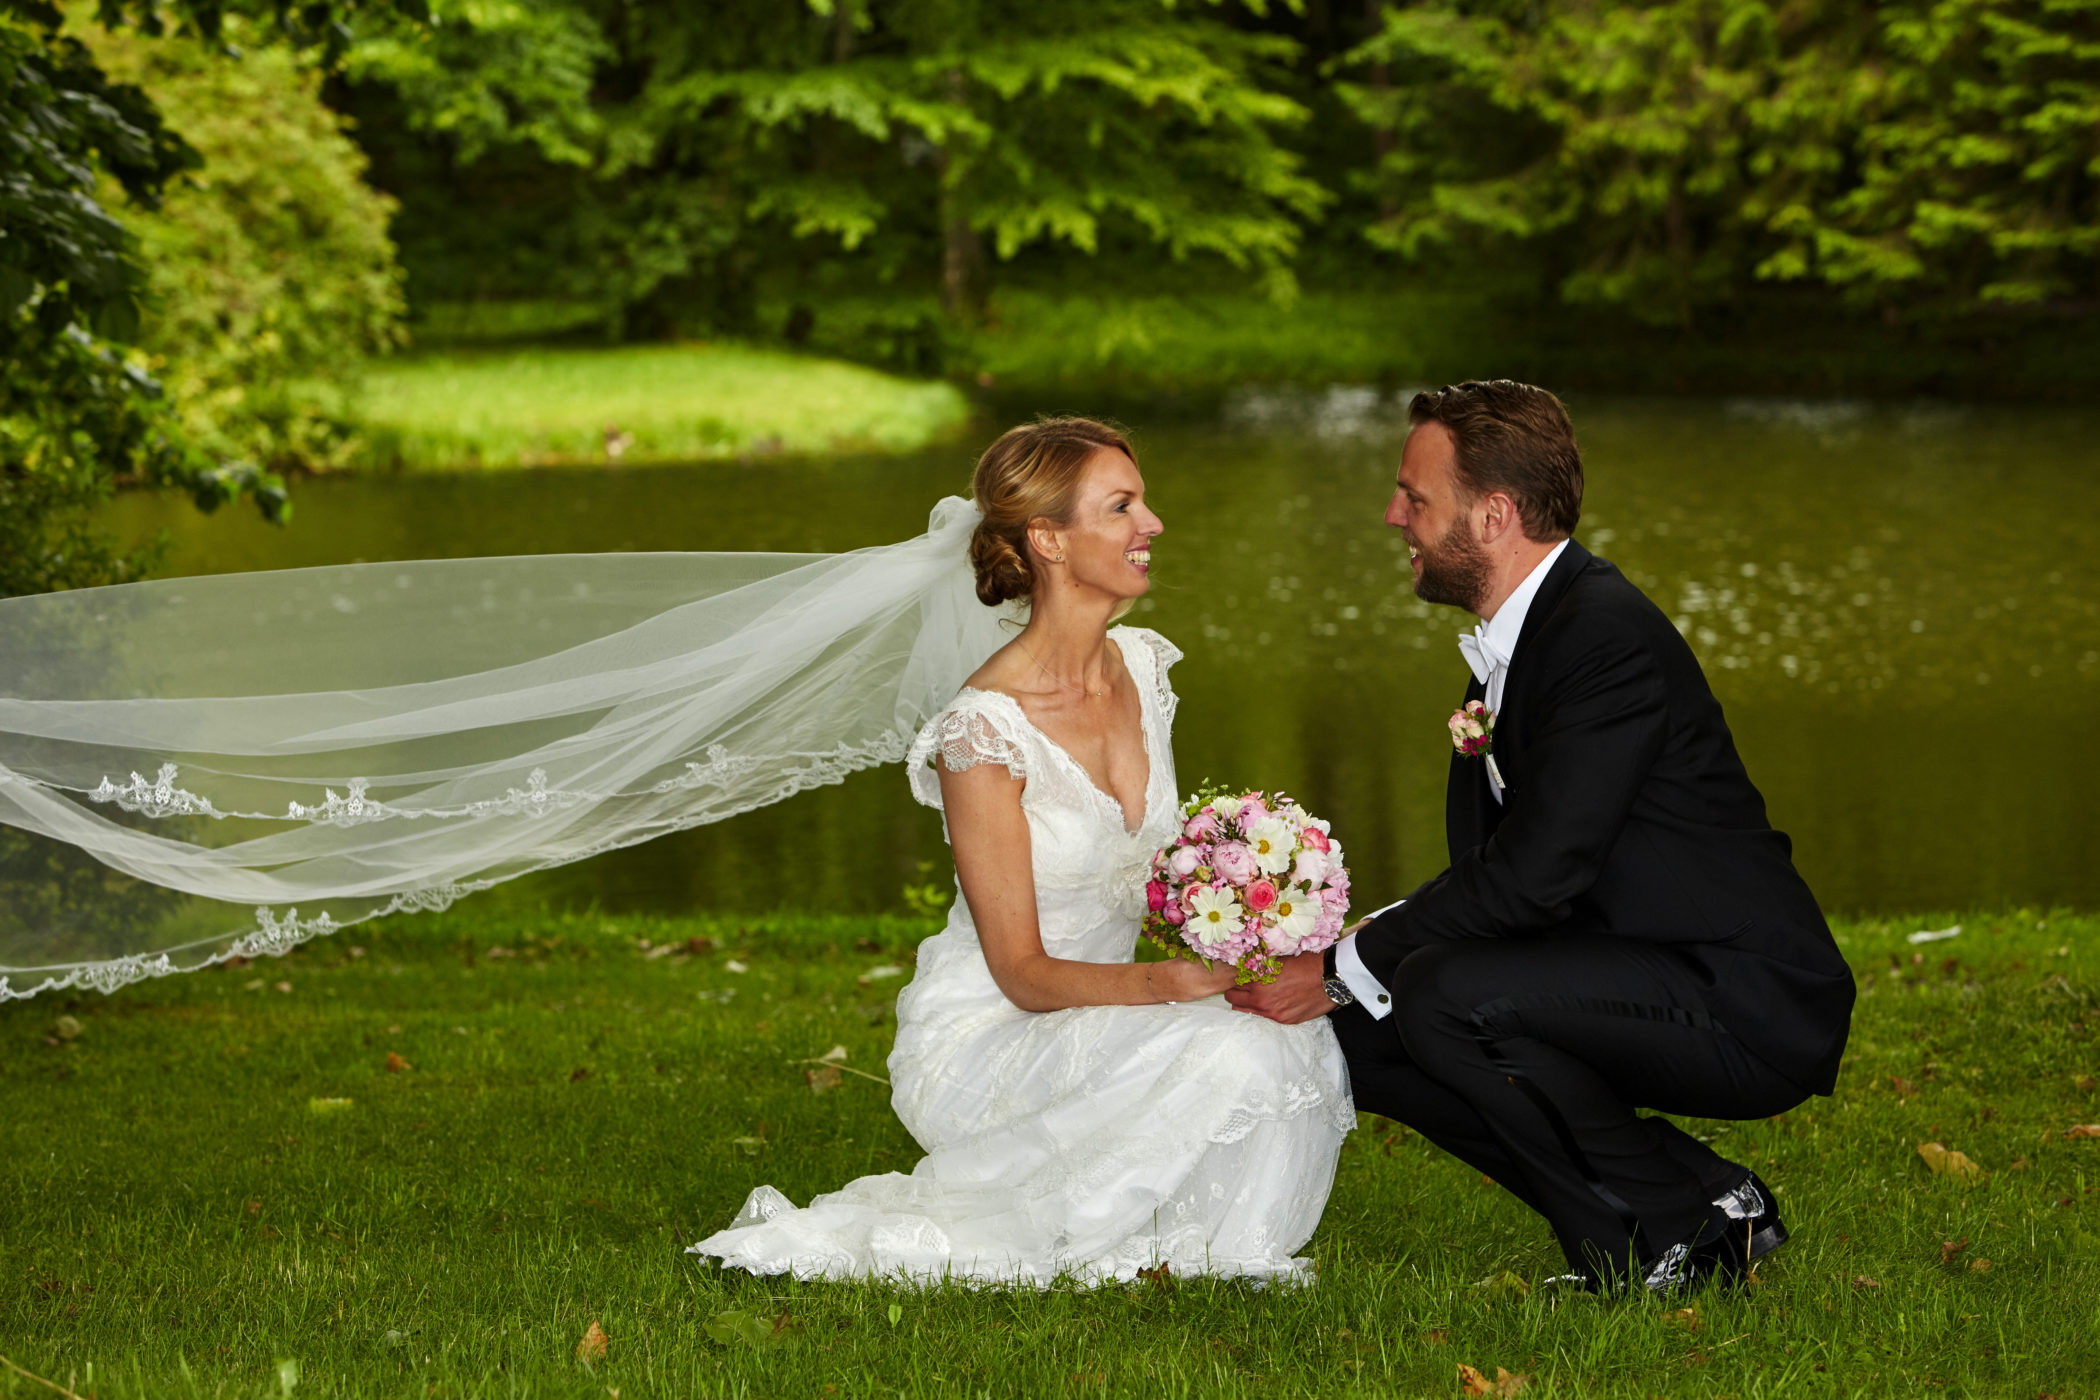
[691, 417, 1354, 1285]
[0, 409, 1350, 1283]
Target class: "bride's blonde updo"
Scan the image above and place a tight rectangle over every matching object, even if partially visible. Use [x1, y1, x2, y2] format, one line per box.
[968, 417, 1134, 607]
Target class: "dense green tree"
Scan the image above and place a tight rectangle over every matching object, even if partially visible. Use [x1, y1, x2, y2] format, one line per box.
[345, 0, 1328, 339]
[1340, 0, 2100, 327]
[87, 16, 406, 472]
[1, 0, 415, 599]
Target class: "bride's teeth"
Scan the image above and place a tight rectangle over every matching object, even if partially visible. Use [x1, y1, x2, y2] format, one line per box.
[1125, 550, 1150, 565]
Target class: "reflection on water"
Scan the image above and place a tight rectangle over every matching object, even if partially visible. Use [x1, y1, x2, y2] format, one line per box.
[104, 391, 2100, 915]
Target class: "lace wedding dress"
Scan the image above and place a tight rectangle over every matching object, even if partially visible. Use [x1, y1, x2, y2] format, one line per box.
[690, 627, 1354, 1285]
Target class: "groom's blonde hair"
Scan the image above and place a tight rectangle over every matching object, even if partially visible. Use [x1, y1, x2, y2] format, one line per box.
[1408, 380, 1583, 541]
[968, 416, 1135, 608]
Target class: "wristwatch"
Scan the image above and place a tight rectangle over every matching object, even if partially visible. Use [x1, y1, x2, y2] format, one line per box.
[1320, 945, 1355, 1008]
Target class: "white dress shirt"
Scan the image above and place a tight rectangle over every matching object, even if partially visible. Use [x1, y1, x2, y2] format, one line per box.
[1331, 540, 1570, 1018]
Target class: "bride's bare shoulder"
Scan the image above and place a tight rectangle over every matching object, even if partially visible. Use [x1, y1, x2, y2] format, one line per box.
[961, 639, 1035, 699]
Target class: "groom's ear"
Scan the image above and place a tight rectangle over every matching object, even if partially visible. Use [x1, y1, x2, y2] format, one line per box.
[1477, 490, 1524, 545]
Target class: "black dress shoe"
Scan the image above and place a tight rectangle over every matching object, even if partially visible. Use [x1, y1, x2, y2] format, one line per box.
[1641, 1205, 1747, 1296]
[1714, 1168, 1788, 1264]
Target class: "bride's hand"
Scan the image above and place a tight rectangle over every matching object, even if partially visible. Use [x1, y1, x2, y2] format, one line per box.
[1148, 957, 1239, 1003]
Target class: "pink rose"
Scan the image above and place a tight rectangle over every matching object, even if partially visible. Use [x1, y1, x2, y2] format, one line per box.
[1211, 841, 1258, 885]
[1167, 845, 1204, 879]
[1183, 811, 1220, 842]
[1145, 879, 1169, 913]
[1292, 849, 1328, 887]
[1301, 825, 1330, 853]
[1162, 903, 1185, 925]
[1244, 878, 1279, 914]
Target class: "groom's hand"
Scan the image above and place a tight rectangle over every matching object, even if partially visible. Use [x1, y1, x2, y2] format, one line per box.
[1225, 951, 1334, 1024]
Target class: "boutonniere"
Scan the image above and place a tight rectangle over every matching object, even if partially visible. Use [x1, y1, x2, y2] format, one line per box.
[1448, 700, 1507, 794]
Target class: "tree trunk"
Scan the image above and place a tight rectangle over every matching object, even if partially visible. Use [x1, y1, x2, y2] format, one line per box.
[938, 67, 982, 322]
[1366, 0, 1394, 221]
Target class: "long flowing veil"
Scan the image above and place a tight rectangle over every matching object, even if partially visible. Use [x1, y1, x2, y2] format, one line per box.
[0, 497, 1014, 1000]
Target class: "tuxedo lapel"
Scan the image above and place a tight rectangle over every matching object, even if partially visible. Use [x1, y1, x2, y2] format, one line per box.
[1488, 539, 1595, 791]
[1444, 671, 1498, 861]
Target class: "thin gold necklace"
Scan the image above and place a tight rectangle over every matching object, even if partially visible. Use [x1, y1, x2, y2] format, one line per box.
[1017, 637, 1107, 699]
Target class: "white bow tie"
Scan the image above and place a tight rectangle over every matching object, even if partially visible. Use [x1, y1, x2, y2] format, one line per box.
[1457, 626, 1509, 687]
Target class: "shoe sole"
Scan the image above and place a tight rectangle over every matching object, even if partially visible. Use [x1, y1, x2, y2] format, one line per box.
[1744, 1219, 1788, 1262]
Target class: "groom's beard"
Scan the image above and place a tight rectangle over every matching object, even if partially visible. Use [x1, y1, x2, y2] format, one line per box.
[1411, 518, 1493, 614]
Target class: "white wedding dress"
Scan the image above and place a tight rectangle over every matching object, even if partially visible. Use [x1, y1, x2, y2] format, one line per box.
[690, 627, 1354, 1285]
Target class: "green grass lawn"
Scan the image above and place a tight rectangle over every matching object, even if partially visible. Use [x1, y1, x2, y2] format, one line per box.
[353, 344, 971, 471]
[4, 906, 2096, 1398]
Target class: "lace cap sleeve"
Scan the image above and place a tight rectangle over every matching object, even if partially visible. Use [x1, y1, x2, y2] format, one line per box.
[1112, 625, 1182, 726]
[906, 693, 1029, 811]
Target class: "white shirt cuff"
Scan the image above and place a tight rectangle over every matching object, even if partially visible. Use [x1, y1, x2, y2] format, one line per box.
[1333, 898, 1404, 1019]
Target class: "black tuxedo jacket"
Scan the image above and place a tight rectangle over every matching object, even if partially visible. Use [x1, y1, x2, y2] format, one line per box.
[1354, 540, 1856, 1095]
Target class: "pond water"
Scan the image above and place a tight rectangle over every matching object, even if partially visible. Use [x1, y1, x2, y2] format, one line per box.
[107, 390, 2100, 917]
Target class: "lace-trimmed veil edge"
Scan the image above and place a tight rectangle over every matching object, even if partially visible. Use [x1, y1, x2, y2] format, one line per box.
[0, 498, 1019, 1001]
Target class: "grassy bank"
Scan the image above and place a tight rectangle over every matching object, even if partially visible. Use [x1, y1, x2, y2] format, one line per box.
[785, 283, 2100, 404]
[4, 907, 2096, 1397]
[353, 344, 971, 470]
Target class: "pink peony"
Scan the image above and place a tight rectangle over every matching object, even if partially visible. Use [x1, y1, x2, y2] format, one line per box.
[1244, 878, 1279, 913]
[1183, 810, 1220, 842]
[1211, 841, 1258, 885]
[1300, 824, 1331, 853]
[1167, 845, 1204, 879]
[1320, 885, 1350, 913]
[1146, 879, 1169, 913]
[1292, 849, 1329, 887]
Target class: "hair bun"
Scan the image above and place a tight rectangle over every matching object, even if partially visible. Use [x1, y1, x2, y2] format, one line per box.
[968, 525, 1033, 607]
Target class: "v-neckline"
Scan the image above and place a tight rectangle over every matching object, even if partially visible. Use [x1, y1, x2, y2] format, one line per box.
[959, 633, 1155, 836]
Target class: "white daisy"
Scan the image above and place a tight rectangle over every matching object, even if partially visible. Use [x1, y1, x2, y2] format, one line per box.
[1270, 883, 1320, 943]
[1245, 815, 1295, 875]
[1185, 885, 1245, 948]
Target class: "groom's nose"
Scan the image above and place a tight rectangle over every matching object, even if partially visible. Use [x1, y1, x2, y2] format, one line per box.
[1385, 488, 1408, 529]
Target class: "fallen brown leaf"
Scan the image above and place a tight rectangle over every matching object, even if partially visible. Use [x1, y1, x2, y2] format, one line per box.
[2065, 1124, 2100, 1139]
[1668, 1306, 1700, 1330]
[1457, 1363, 1529, 1397]
[384, 1052, 410, 1074]
[570, 1068, 590, 1082]
[2076, 1075, 2096, 1092]
[1135, 1262, 1174, 1292]
[1918, 1141, 1987, 1183]
[1890, 1075, 1918, 1097]
[1852, 1275, 1881, 1290]
[1968, 1258, 1992, 1272]
[1425, 1328, 1450, 1345]
[245, 1201, 262, 1216]
[575, 1320, 608, 1361]
[805, 1065, 843, 1093]
[1939, 1237, 1969, 1265]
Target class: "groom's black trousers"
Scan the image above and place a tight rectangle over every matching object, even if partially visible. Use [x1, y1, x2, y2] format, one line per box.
[1330, 934, 1808, 1278]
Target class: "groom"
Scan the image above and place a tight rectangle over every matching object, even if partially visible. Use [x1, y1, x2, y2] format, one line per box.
[1230, 380, 1856, 1292]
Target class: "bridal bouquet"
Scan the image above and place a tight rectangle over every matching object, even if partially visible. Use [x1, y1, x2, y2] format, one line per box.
[1142, 784, 1350, 985]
